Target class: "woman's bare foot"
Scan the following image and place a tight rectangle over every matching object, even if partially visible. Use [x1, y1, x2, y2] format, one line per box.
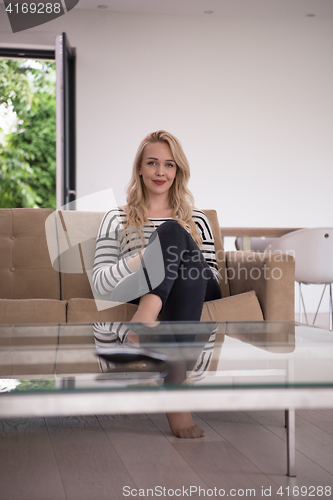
[126, 293, 162, 345]
[166, 412, 205, 438]
[124, 330, 140, 345]
[131, 294, 162, 325]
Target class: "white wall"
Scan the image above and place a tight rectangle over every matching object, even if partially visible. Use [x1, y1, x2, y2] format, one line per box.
[1, 7, 333, 312]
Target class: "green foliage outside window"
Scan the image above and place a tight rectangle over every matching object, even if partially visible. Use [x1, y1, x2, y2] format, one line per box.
[0, 58, 56, 208]
[13, 379, 56, 392]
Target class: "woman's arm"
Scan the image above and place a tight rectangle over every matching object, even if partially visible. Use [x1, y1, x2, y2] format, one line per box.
[92, 208, 142, 296]
[192, 209, 220, 282]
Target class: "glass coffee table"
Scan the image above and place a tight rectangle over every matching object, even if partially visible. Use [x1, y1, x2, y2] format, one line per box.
[0, 321, 332, 477]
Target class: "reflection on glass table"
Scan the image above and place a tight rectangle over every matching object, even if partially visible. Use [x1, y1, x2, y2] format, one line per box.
[1, 321, 332, 477]
[1, 321, 332, 391]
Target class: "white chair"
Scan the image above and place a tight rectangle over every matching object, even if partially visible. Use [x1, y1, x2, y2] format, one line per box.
[265, 228, 333, 330]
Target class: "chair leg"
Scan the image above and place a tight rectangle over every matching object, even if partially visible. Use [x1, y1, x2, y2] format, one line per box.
[299, 284, 308, 325]
[302, 284, 333, 330]
[313, 285, 327, 326]
[329, 283, 333, 331]
[299, 283, 302, 324]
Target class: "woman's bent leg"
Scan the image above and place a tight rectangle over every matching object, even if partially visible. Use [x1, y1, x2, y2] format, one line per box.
[143, 220, 221, 321]
[127, 221, 220, 438]
[142, 221, 220, 438]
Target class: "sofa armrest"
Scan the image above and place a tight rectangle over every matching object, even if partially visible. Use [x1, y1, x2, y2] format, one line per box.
[225, 251, 295, 321]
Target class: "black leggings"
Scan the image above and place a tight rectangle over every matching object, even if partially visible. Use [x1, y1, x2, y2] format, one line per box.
[119, 220, 222, 320]
[105, 221, 221, 380]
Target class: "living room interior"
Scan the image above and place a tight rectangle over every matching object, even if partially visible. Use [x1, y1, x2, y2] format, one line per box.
[0, 0, 332, 498]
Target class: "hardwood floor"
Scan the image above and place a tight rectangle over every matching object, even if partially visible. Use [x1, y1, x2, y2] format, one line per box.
[296, 312, 331, 330]
[0, 410, 332, 500]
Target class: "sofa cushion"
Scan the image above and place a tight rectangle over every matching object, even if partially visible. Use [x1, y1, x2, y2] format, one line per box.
[0, 209, 60, 299]
[226, 250, 295, 321]
[67, 291, 263, 323]
[201, 291, 264, 322]
[0, 346, 56, 376]
[0, 324, 62, 347]
[0, 299, 67, 324]
[0, 324, 99, 375]
[67, 298, 138, 323]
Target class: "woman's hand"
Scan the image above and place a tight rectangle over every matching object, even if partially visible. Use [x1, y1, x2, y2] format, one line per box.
[126, 250, 145, 273]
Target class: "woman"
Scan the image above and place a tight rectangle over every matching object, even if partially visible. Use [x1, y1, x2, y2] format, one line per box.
[93, 130, 222, 438]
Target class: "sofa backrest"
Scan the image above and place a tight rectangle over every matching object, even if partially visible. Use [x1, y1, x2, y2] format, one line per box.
[50, 210, 105, 300]
[0, 207, 229, 301]
[51, 208, 230, 301]
[0, 208, 60, 299]
[201, 209, 229, 298]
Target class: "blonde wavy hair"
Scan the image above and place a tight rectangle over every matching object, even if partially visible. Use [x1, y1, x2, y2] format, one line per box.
[124, 130, 202, 248]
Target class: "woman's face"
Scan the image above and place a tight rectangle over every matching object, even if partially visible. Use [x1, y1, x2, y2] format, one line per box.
[139, 142, 177, 199]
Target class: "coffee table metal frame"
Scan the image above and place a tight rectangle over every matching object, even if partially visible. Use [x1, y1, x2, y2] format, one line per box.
[1, 381, 333, 477]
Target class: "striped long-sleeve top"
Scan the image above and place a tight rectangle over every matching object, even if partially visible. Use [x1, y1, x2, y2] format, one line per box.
[92, 207, 220, 296]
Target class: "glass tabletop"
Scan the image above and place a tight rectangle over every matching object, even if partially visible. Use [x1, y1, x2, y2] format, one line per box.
[0, 321, 332, 394]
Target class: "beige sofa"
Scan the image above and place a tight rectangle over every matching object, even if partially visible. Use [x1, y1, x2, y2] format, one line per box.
[0, 208, 295, 325]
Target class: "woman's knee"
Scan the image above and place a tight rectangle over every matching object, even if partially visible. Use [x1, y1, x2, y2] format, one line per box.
[146, 220, 187, 253]
[155, 220, 191, 251]
[156, 219, 183, 236]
